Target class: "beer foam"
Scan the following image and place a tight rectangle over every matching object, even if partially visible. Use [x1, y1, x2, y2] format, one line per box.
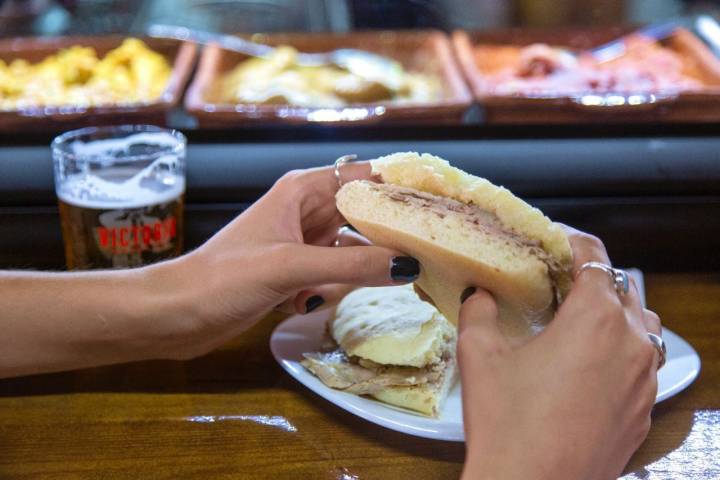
[57, 155, 185, 209]
[69, 131, 181, 160]
[57, 131, 185, 209]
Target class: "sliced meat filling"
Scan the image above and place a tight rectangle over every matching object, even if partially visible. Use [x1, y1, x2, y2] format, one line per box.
[371, 182, 565, 301]
[301, 349, 448, 396]
[374, 182, 537, 246]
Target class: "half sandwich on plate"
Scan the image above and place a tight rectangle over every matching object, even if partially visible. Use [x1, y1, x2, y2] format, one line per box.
[302, 284, 457, 417]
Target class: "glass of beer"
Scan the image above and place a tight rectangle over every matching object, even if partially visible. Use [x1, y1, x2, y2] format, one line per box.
[52, 125, 186, 270]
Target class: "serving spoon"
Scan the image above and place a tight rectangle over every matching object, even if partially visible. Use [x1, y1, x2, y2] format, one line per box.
[584, 18, 683, 63]
[520, 18, 685, 78]
[147, 24, 404, 87]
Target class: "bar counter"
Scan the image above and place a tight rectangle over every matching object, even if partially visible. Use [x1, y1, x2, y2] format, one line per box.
[0, 272, 717, 478]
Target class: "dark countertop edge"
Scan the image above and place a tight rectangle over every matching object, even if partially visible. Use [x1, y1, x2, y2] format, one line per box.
[2, 136, 719, 206]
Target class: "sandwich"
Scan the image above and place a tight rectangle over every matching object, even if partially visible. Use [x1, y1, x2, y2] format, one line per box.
[336, 152, 574, 342]
[302, 284, 457, 417]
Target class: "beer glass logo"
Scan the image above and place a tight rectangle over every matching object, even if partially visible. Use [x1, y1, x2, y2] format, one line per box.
[95, 207, 178, 257]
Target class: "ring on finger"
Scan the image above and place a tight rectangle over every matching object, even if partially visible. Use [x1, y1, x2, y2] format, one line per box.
[333, 225, 353, 247]
[647, 332, 667, 370]
[334, 154, 358, 188]
[577, 261, 630, 297]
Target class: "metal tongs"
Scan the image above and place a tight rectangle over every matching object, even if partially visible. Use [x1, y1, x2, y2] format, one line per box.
[147, 24, 404, 88]
[585, 17, 685, 63]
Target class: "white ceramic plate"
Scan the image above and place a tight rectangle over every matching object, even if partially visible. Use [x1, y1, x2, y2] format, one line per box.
[270, 270, 700, 441]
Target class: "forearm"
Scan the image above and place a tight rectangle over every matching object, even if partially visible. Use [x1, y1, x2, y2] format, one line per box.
[0, 259, 197, 378]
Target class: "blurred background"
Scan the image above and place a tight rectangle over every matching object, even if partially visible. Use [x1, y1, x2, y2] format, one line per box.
[2, 0, 719, 37]
[2, 0, 720, 273]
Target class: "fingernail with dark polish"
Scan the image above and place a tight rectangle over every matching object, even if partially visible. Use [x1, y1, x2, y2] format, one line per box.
[390, 256, 420, 282]
[305, 295, 324, 313]
[461, 287, 476, 304]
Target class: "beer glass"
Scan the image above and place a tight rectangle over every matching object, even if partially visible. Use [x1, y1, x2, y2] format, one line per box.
[52, 125, 186, 270]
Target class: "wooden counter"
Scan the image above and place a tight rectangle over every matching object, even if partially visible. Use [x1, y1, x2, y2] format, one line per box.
[1, 273, 718, 479]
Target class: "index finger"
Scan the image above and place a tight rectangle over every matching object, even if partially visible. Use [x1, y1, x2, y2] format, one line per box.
[300, 159, 373, 199]
[273, 159, 373, 224]
[560, 225, 641, 308]
[336, 158, 376, 186]
[557, 224, 618, 304]
[560, 224, 611, 271]
[557, 224, 644, 328]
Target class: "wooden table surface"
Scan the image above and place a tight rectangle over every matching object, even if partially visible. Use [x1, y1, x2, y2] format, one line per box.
[0, 273, 718, 479]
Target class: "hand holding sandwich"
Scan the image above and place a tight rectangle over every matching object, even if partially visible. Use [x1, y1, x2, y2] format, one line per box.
[0, 163, 418, 377]
[459, 228, 661, 480]
[335, 152, 661, 477]
[177, 163, 422, 358]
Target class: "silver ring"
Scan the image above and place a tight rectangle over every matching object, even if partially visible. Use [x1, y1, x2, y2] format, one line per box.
[647, 332, 667, 370]
[334, 154, 358, 188]
[333, 225, 352, 247]
[578, 261, 630, 296]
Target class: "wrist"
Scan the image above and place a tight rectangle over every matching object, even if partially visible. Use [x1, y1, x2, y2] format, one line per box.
[129, 255, 205, 361]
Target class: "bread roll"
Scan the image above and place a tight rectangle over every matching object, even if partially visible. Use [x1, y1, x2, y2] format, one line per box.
[336, 152, 573, 341]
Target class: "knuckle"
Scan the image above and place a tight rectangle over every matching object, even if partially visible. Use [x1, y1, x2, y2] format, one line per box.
[636, 371, 658, 412]
[346, 247, 372, 269]
[644, 309, 662, 332]
[635, 416, 652, 445]
[269, 242, 295, 266]
[629, 340, 657, 373]
[275, 169, 306, 192]
[649, 377, 661, 399]
[471, 291, 498, 315]
[483, 339, 508, 357]
[582, 232, 605, 250]
[585, 298, 632, 341]
[280, 169, 304, 182]
[594, 295, 625, 324]
[457, 328, 483, 352]
[571, 231, 609, 261]
[457, 328, 506, 358]
[345, 248, 385, 283]
[643, 387, 658, 413]
[570, 230, 602, 249]
[639, 339, 657, 364]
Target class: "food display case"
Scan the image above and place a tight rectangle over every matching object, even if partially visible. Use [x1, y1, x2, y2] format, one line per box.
[0, 35, 196, 129]
[453, 24, 720, 123]
[186, 30, 471, 125]
[1, 1, 720, 478]
[2, 10, 719, 271]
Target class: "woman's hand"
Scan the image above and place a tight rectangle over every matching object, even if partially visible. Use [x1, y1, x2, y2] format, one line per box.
[0, 163, 418, 378]
[160, 162, 419, 359]
[458, 228, 661, 480]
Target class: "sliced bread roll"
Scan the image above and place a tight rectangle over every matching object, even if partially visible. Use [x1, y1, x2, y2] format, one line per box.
[336, 152, 573, 341]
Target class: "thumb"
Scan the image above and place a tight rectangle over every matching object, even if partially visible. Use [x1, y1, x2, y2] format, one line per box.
[271, 244, 420, 292]
[458, 288, 509, 355]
